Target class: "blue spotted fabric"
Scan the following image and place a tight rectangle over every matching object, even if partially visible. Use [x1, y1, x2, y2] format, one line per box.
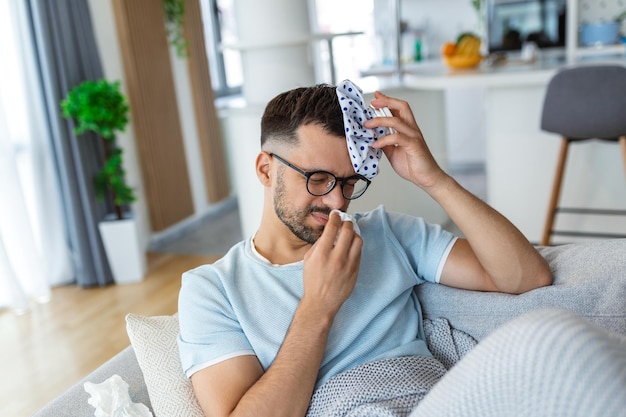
[336, 79, 389, 179]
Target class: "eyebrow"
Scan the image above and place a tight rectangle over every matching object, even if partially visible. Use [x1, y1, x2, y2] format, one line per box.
[277, 154, 356, 179]
[306, 164, 360, 179]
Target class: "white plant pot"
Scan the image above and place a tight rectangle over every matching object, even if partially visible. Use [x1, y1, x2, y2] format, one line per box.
[98, 217, 146, 284]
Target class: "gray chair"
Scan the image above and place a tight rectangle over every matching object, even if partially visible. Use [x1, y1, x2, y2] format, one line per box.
[540, 65, 626, 246]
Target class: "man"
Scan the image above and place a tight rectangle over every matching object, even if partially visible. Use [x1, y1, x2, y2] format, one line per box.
[178, 81, 552, 417]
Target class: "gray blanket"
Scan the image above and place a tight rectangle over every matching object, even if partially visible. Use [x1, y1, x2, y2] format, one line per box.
[306, 318, 476, 417]
[308, 309, 626, 417]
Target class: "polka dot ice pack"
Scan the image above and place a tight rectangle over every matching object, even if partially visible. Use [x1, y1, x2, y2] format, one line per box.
[336, 79, 391, 179]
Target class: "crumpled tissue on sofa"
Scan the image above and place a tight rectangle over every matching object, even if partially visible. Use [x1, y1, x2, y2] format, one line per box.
[84, 374, 153, 417]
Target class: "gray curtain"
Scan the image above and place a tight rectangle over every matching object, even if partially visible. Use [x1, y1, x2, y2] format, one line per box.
[26, 0, 114, 287]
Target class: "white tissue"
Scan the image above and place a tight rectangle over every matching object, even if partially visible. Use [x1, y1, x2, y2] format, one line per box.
[84, 374, 153, 417]
[331, 209, 361, 237]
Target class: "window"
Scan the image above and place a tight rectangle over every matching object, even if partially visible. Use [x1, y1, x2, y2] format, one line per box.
[0, 2, 35, 215]
[199, 0, 377, 98]
[0, 0, 72, 310]
[199, 0, 242, 97]
[310, 0, 376, 83]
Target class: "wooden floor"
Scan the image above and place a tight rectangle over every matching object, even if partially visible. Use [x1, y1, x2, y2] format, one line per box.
[0, 252, 219, 417]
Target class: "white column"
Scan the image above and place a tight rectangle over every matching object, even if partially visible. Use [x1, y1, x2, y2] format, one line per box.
[233, 0, 316, 105]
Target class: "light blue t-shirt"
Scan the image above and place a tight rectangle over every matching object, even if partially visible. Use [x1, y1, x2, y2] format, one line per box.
[177, 205, 457, 387]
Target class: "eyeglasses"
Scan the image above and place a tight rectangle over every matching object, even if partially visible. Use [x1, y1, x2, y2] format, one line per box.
[270, 153, 371, 200]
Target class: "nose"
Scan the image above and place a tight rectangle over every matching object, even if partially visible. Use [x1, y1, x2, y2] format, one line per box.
[321, 182, 346, 209]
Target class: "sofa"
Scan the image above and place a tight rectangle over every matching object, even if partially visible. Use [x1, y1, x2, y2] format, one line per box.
[33, 239, 626, 417]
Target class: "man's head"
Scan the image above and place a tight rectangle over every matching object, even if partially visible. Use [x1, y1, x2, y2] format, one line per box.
[260, 84, 345, 149]
[257, 84, 362, 245]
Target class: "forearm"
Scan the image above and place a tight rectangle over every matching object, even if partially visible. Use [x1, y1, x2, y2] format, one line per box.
[232, 301, 332, 417]
[427, 174, 551, 293]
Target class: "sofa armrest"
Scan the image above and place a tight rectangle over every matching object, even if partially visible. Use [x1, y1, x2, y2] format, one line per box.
[417, 239, 626, 341]
[32, 346, 151, 417]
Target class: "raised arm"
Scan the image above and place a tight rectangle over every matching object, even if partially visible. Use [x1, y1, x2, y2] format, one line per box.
[366, 91, 551, 294]
[191, 213, 363, 417]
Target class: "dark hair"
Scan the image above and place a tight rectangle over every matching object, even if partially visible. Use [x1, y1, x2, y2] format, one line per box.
[260, 84, 345, 148]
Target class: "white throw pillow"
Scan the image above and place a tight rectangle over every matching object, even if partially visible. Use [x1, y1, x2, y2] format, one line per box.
[125, 313, 204, 417]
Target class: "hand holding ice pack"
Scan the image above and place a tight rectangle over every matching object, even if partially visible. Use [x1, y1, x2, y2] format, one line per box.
[84, 374, 153, 417]
[336, 79, 393, 179]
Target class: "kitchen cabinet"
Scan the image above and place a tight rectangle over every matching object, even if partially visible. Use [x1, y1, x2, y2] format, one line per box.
[565, 0, 626, 60]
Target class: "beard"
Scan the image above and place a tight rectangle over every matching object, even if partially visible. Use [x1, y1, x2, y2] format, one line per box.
[273, 170, 330, 244]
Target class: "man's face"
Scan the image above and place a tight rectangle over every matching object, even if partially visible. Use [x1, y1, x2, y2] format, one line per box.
[271, 124, 354, 244]
[273, 168, 328, 244]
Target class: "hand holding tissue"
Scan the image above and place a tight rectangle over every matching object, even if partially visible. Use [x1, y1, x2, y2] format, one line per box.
[331, 210, 361, 246]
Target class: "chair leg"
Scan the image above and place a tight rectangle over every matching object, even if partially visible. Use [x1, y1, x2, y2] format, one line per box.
[541, 137, 570, 246]
[616, 136, 626, 238]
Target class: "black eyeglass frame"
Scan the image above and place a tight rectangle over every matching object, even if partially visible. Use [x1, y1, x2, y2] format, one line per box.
[269, 152, 371, 200]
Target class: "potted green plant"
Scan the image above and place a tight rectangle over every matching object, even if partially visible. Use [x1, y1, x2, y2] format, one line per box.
[61, 79, 135, 219]
[61, 79, 145, 284]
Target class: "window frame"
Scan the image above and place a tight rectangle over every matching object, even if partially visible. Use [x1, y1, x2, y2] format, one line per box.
[200, 0, 242, 98]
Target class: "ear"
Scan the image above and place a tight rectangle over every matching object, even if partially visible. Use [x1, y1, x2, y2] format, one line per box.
[256, 151, 273, 187]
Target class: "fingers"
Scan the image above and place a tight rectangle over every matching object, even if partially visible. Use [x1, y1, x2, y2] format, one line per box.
[316, 210, 342, 250]
[367, 94, 419, 137]
[327, 219, 363, 283]
[346, 229, 363, 267]
[370, 91, 416, 124]
[368, 121, 423, 151]
[314, 211, 360, 252]
[303, 211, 362, 298]
[334, 217, 361, 250]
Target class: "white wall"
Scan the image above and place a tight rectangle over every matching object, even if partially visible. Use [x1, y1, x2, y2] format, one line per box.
[445, 87, 487, 167]
[400, 0, 481, 60]
[219, 106, 264, 239]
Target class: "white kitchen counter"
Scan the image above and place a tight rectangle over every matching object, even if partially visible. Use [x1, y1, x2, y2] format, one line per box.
[399, 54, 626, 89]
[402, 59, 559, 90]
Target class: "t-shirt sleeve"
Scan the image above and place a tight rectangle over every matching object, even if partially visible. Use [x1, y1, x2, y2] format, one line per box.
[382, 208, 457, 284]
[177, 266, 255, 377]
[432, 236, 458, 283]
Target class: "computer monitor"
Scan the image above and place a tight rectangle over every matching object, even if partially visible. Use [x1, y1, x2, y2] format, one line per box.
[486, 0, 567, 53]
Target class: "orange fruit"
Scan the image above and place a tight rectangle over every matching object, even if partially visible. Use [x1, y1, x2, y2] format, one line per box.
[443, 54, 482, 69]
[441, 42, 457, 57]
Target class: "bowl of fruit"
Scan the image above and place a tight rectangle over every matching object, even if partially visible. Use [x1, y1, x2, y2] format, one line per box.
[441, 33, 483, 69]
